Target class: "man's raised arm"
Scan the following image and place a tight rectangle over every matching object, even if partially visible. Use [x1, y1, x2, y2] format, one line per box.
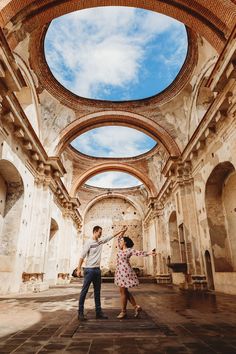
[100, 225, 128, 244]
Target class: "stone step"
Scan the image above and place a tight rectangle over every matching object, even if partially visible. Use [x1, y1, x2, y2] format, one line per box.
[70, 276, 157, 284]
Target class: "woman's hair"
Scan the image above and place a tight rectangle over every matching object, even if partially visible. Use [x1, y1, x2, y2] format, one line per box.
[123, 236, 134, 248]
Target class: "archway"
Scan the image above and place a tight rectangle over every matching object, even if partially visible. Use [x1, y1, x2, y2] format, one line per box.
[58, 111, 180, 157]
[44, 218, 59, 285]
[169, 211, 181, 263]
[0, 160, 24, 293]
[222, 171, 236, 269]
[71, 163, 157, 197]
[205, 162, 235, 272]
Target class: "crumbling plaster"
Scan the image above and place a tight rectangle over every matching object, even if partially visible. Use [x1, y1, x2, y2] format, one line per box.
[14, 34, 218, 156]
[0, 0, 236, 296]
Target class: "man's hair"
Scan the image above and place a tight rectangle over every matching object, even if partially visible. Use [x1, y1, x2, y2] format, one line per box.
[93, 225, 102, 233]
[123, 236, 134, 248]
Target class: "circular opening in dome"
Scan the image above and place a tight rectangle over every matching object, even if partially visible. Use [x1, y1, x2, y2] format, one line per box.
[44, 6, 188, 102]
[85, 172, 142, 189]
[70, 126, 157, 158]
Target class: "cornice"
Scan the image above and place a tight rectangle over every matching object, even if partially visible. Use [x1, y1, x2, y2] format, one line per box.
[0, 29, 82, 229]
[206, 24, 236, 92]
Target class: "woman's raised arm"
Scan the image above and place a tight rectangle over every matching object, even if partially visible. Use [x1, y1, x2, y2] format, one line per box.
[131, 249, 156, 257]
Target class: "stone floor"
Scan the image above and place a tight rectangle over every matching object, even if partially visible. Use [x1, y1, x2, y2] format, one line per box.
[0, 283, 236, 353]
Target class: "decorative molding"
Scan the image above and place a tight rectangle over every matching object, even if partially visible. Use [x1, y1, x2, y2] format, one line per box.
[206, 25, 236, 92]
[0, 29, 82, 230]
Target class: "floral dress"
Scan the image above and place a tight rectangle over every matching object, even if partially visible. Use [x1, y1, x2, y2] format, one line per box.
[114, 236, 148, 288]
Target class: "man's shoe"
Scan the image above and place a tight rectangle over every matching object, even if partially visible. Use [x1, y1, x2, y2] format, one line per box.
[96, 312, 108, 319]
[78, 313, 88, 321]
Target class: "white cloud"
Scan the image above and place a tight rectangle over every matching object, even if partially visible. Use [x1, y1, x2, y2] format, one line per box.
[73, 36, 143, 97]
[139, 11, 177, 36]
[86, 171, 142, 188]
[45, 7, 187, 99]
[71, 126, 156, 157]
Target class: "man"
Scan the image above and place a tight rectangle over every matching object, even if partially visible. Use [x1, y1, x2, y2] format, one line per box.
[77, 225, 127, 320]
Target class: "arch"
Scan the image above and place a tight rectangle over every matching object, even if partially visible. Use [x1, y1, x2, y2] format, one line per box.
[44, 218, 59, 285]
[168, 211, 181, 263]
[82, 193, 145, 219]
[2, 1, 235, 51]
[0, 159, 24, 217]
[71, 163, 157, 197]
[205, 161, 235, 272]
[0, 160, 24, 293]
[222, 170, 236, 269]
[58, 111, 181, 157]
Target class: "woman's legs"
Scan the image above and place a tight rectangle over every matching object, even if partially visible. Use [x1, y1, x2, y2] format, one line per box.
[119, 287, 128, 312]
[118, 287, 142, 318]
[126, 288, 142, 317]
[125, 288, 137, 307]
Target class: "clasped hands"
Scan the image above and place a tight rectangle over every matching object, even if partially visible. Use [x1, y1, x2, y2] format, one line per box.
[147, 249, 157, 256]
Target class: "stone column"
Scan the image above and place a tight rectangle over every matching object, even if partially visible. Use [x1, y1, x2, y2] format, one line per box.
[175, 163, 194, 273]
[25, 180, 52, 274]
[55, 207, 82, 284]
[175, 162, 206, 289]
[142, 221, 149, 275]
[149, 201, 172, 284]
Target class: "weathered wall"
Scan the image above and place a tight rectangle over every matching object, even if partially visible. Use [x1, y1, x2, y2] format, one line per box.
[0, 1, 236, 296]
[0, 132, 80, 294]
[83, 197, 144, 274]
[192, 111, 236, 294]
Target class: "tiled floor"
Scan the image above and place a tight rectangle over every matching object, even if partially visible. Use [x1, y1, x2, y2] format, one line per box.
[0, 283, 236, 353]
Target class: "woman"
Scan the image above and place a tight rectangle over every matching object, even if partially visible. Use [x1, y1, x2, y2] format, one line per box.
[115, 234, 156, 319]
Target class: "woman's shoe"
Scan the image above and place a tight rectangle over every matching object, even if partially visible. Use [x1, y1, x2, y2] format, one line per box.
[134, 305, 142, 318]
[117, 311, 127, 319]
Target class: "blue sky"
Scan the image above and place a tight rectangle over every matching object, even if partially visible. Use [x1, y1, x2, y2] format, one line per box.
[45, 7, 187, 188]
[86, 171, 142, 189]
[45, 7, 187, 101]
[71, 126, 156, 188]
[71, 126, 156, 158]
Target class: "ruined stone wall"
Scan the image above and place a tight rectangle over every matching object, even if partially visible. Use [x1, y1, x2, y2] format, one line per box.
[43, 205, 80, 286]
[0, 174, 7, 240]
[77, 185, 148, 218]
[0, 0, 236, 296]
[24, 37, 216, 157]
[191, 110, 236, 295]
[146, 148, 167, 193]
[0, 131, 80, 294]
[147, 101, 236, 293]
[83, 197, 144, 275]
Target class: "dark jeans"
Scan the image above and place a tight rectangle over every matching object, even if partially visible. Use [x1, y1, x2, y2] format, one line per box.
[78, 267, 102, 315]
